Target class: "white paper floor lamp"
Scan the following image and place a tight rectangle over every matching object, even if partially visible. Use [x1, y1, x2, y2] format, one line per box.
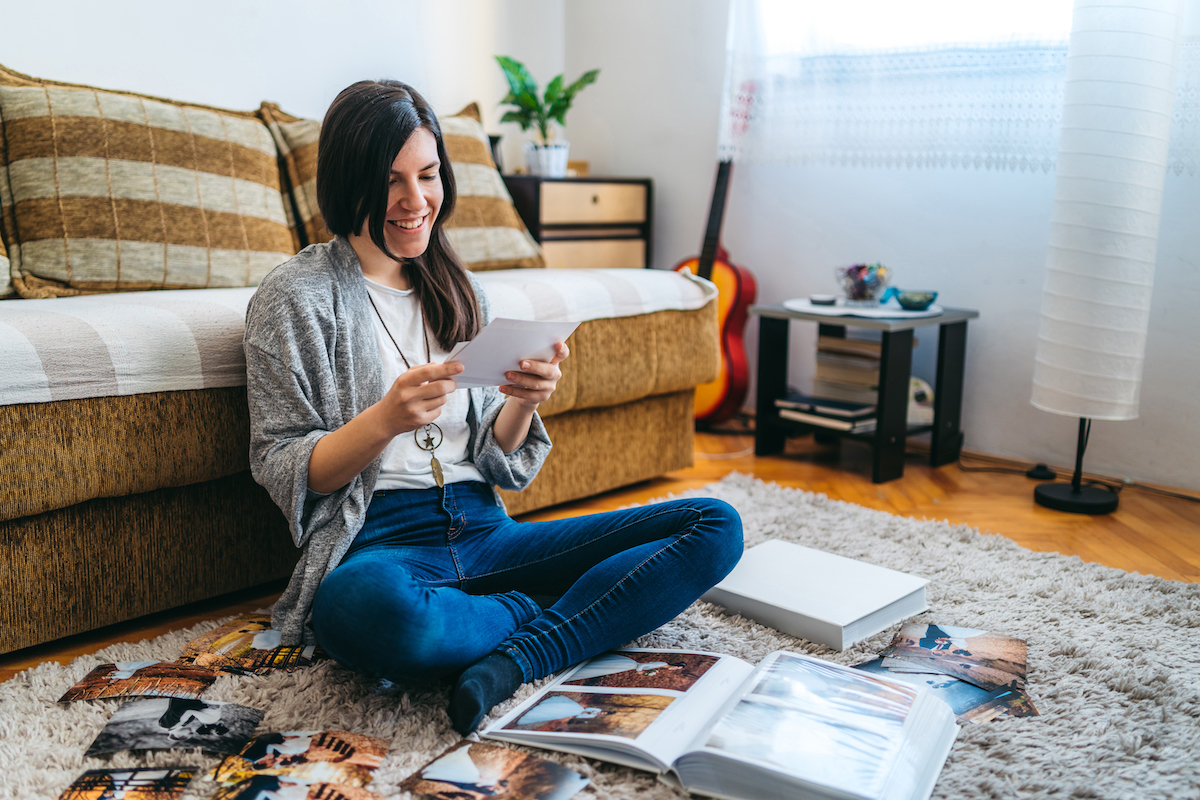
[1030, 0, 1185, 513]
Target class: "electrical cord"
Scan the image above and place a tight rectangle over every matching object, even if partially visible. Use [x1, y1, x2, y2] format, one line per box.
[694, 409, 1200, 503]
[956, 455, 1198, 503]
[1119, 481, 1200, 503]
[954, 458, 1028, 476]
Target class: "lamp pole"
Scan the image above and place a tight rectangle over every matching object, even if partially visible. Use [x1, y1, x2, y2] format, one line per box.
[1033, 418, 1118, 514]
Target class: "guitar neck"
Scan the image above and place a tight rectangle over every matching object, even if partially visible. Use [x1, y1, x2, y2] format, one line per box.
[697, 160, 733, 281]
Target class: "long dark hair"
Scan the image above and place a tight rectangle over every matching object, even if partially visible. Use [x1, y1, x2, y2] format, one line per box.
[316, 79, 481, 350]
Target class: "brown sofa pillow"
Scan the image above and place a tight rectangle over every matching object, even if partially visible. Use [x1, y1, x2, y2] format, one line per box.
[0, 63, 296, 298]
[259, 100, 544, 270]
[1, 92, 17, 297]
[441, 102, 544, 270]
[0, 242, 10, 297]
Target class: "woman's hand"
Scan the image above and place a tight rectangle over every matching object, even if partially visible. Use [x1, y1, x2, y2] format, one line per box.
[377, 361, 463, 435]
[492, 342, 569, 453]
[499, 342, 570, 409]
[307, 361, 461, 494]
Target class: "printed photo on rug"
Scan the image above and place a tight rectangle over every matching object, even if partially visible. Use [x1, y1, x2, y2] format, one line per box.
[561, 649, 720, 692]
[178, 614, 326, 675]
[958, 687, 1040, 722]
[888, 624, 1028, 693]
[400, 740, 589, 800]
[84, 698, 264, 757]
[211, 776, 382, 800]
[752, 652, 917, 724]
[502, 691, 674, 739]
[59, 662, 217, 702]
[206, 730, 389, 787]
[852, 657, 1039, 723]
[878, 657, 944, 674]
[57, 767, 196, 799]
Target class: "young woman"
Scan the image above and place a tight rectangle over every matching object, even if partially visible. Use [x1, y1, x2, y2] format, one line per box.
[243, 79, 743, 735]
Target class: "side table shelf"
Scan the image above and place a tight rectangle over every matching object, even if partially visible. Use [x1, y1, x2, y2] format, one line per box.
[751, 304, 980, 483]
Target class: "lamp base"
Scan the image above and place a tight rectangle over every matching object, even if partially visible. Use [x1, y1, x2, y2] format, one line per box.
[1034, 482, 1118, 515]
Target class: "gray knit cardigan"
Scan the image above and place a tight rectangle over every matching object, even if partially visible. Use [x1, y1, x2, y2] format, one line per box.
[243, 236, 552, 645]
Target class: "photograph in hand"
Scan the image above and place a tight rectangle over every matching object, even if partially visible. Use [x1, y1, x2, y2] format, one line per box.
[444, 318, 579, 388]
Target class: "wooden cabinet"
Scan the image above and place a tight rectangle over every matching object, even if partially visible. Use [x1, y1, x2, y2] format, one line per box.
[502, 175, 652, 269]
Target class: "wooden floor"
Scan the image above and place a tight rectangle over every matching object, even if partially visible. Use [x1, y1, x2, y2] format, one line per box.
[3, 430, 1199, 683]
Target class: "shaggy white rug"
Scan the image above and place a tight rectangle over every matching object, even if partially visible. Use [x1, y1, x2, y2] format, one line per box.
[2, 473, 1199, 800]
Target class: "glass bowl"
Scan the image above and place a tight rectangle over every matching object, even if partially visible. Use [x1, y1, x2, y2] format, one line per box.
[836, 264, 889, 304]
[897, 290, 937, 311]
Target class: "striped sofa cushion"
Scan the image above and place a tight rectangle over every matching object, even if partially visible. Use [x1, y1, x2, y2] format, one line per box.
[442, 103, 544, 270]
[0, 230, 10, 298]
[257, 102, 328, 249]
[1, 107, 14, 298]
[0, 63, 296, 299]
[260, 101, 544, 270]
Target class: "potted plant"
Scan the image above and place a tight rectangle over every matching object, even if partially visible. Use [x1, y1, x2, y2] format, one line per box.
[495, 55, 599, 177]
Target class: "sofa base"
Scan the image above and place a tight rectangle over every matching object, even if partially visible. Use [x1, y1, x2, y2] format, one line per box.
[500, 390, 695, 515]
[0, 391, 696, 655]
[0, 472, 296, 655]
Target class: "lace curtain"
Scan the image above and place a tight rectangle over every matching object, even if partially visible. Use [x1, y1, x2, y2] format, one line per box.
[719, 0, 1200, 175]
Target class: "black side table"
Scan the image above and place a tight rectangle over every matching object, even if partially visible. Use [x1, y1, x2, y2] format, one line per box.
[751, 305, 980, 483]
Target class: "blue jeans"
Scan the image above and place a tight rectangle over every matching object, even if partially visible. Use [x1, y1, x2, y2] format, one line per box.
[311, 481, 742, 684]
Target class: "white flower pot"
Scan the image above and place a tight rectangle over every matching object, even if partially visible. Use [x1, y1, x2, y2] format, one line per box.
[524, 141, 570, 177]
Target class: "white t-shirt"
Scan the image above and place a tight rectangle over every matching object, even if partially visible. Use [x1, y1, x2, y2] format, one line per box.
[364, 278, 485, 490]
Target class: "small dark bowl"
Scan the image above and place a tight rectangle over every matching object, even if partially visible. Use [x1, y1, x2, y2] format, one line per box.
[897, 290, 937, 311]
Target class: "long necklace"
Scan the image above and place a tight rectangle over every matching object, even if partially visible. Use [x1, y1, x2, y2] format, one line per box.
[367, 292, 446, 488]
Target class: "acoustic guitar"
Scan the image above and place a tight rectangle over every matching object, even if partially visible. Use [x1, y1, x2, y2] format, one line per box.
[674, 160, 757, 425]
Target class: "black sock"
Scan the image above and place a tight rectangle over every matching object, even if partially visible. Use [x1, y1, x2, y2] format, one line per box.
[448, 652, 525, 736]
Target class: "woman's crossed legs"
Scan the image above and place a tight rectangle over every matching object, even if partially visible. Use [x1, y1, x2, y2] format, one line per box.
[311, 481, 742, 731]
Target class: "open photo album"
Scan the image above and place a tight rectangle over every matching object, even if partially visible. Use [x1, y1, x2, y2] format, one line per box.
[484, 648, 958, 800]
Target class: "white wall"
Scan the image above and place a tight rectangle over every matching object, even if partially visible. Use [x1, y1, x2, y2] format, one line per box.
[563, 1, 1200, 492]
[2, 0, 563, 134]
[563, 0, 732, 275]
[724, 164, 1200, 492]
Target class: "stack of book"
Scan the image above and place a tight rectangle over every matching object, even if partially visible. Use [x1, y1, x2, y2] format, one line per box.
[811, 334, 914, 406]
[775, 391, 877, 433]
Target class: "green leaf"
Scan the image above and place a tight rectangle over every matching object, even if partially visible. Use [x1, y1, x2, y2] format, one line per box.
[548, 69, 600, 125]
[496, 58, 597, 138]
[495, 55, 539, 100]
[543, 75, 564, 109]
[499, 110, 533, 130]
[513, 90, 541, 112]
[565, 69, 600, 99]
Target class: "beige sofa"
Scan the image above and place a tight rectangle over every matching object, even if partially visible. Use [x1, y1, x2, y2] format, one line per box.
[0, 64, 719, 654]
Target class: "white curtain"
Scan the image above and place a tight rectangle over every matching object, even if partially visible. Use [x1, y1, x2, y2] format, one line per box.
[722, 0, 1200, 175]
[723, 0, 1192, 424]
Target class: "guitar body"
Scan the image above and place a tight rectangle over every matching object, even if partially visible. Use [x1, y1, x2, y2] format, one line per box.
[677, 158, 757, 426]
[675, 254, 758, 424]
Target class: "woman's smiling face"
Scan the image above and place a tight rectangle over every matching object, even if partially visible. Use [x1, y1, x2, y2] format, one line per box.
[380, 126, 443, 259]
